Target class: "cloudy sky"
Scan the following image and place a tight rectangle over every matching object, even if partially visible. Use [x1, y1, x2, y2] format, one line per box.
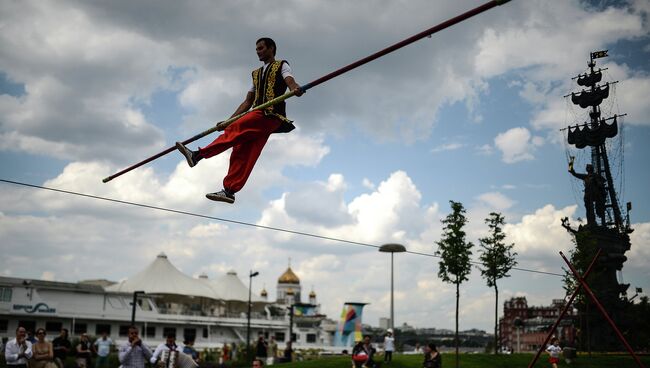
[1, 0, 649, 332]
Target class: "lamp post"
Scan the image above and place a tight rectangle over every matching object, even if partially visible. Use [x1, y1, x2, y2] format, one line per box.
[130, 291, 145, 325]
[247, 270, 259, 363]
[379, 243, 406, 331]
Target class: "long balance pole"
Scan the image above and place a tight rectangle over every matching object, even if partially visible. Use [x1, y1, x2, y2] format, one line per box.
[103, 0, 511, 183]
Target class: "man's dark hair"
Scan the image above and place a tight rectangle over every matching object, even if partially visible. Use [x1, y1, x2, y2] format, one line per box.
[427, 342, 437, 352]
[253, 358, 265, 366]
[256, 37, 276, 56]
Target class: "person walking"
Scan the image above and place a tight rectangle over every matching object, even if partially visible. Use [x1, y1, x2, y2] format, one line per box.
[546, 337, 562, 368]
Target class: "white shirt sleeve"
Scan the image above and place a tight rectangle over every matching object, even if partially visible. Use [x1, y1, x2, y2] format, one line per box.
[281, 62, 293, 79]
[150, 344, 165, 364]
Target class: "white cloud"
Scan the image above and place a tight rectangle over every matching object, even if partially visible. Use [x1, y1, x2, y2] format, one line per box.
[494, 127, 544, 163]
[476, 192, 516, 211]
[362, 178, 375, 190]
[431, 142, 465, 153]
[475, 1, 645, 80]
[504, 204, 578, 258]
[475, 144, 493, 155]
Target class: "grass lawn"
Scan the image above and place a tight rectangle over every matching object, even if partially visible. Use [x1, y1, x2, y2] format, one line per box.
[276, 353, 649, 368]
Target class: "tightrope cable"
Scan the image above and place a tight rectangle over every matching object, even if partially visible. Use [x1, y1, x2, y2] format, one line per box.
[1, 178, 563, 277]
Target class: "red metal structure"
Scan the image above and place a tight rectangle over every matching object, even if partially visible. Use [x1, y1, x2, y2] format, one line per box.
[527, 250, 645, 368]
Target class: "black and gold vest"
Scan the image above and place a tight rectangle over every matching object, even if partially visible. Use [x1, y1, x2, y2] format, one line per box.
[252, 60, 295, 133]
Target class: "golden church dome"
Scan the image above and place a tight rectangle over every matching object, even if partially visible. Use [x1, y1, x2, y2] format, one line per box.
[278, 266, 300, 284]
[260, 288, 268, 297]
[309, 290, 316, 298]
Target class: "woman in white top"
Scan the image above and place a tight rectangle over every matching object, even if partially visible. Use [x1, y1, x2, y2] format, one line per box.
[383, 329, 395, 363]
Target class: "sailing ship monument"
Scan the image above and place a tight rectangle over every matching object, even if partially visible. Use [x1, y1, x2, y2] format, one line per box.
[561, 50, 633, 351]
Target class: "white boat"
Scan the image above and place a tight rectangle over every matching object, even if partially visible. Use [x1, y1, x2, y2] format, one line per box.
[0, 253, 332, 350]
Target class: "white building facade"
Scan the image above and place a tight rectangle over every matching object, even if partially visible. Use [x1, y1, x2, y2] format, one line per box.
[0, 254, 330, 350]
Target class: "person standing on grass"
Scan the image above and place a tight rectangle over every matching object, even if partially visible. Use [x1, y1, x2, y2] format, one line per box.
[383, 329, 395, 363]
[118, 326, 153, 368]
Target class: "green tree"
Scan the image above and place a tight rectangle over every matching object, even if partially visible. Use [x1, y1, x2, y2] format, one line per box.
[435, 200, 474, 368]
[478, 212, 518, 354]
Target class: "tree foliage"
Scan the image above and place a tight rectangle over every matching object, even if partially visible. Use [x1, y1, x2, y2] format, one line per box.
[435, 200, 473, 368]
[436, 201, 473, 284]
[478, 212, 517, 354]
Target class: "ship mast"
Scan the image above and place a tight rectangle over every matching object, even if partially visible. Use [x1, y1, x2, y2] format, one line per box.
[566, 50, 628, 232]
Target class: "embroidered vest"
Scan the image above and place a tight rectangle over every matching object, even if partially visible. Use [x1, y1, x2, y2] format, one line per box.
[252, 60, 295, 133]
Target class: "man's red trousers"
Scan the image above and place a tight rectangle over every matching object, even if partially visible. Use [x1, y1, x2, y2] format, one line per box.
[197, 110, 281, 193]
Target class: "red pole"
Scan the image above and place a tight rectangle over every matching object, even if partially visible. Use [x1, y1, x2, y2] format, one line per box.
[103, 0, 512, 183]
[527, 249, 602, 368]
[300, 0, 510, 92]
[561, 251, 646, 368]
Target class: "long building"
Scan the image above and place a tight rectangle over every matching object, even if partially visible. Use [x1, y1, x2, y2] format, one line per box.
[0, 253, 332, 349]
[499, 296, 576, 352]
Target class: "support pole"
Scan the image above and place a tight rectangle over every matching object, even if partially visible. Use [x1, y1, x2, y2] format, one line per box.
[102, 0, 512, 183]
[289, 304, 294, 343]
[561, 251, 645, 368]
[527, 249, 601, 368]
[130, 291, 145, 325]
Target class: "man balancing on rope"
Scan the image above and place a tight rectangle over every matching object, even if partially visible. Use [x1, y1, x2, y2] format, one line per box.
[175, 37, 303, 203]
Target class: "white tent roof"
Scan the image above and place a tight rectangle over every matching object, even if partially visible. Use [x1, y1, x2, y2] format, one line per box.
[203, 270, 264, 303]
[106, 253, 219, 300]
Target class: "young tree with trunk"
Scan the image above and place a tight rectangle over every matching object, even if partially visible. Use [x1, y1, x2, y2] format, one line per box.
[478, 212, 518, 354]
[435, 200, 473, 368]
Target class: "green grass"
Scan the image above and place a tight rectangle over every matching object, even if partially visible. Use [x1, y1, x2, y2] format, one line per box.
[277, 353, 650, 368]
[3, 352, 645, 368]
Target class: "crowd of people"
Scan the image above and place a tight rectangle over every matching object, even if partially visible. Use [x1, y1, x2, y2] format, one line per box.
[2, 325, 302, 368]
[348, 331, 441, 368]
[2, 326, 205, 368]
[252, 335, 293, 365]
[4, 325, 567, 368]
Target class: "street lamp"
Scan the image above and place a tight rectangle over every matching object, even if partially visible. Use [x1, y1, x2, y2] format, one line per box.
[379, 243, 406, 331]
[247, 270, 259, 363]
[130, 291, 145, 325]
